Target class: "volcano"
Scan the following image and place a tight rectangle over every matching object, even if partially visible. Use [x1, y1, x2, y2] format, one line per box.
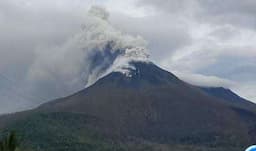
[1, 61, 256, 151]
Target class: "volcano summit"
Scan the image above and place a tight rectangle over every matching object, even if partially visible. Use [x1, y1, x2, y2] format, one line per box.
[1, 59, 256, 151]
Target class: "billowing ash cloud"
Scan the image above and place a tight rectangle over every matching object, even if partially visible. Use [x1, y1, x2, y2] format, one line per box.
[28, 6, 149, 98]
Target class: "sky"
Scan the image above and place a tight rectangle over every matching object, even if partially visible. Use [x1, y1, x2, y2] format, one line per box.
[0, 0, 255, 113]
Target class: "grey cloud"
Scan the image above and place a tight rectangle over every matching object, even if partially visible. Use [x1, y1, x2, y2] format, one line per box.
[110, 13, 192, 61]
[0, 0, 89, 113]
[0, 0, 85, 73]
[136, 0, 198, 14]
[198, 0, 256, 17]
[198, 56, 256, 82]
[197, 0, 256, 28]
[138, 0, 256, 28]
[172, 71, 236, 88]
[208, 25, 239, 41]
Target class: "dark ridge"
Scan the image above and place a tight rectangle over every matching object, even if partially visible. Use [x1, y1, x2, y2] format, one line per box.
[200, 87, 247, 102]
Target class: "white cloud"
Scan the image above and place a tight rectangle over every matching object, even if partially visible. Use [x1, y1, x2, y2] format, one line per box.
[233, 82, 256, 102]
[174, 71, 236, 88]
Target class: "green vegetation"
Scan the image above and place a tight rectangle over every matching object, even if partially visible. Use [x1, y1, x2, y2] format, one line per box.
[2, 112, 153, 151]
[0, 131, 18, 151]
[0, 112, 246, 151]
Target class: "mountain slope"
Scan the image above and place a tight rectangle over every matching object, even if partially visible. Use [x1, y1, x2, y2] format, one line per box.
[201, 87, 249, 103]
[38, 62, 256, 144]
[200, 87, 256, 112]
[1, 61, 256, 151]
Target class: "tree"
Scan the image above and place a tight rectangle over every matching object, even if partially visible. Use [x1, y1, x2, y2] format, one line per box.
[0, 131, 18, 151]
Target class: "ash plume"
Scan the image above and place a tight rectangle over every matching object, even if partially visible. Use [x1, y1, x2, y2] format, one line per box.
[28, 6, 149, 99]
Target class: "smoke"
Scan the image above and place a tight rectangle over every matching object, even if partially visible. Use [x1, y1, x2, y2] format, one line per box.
[27, 6, 149, 100]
